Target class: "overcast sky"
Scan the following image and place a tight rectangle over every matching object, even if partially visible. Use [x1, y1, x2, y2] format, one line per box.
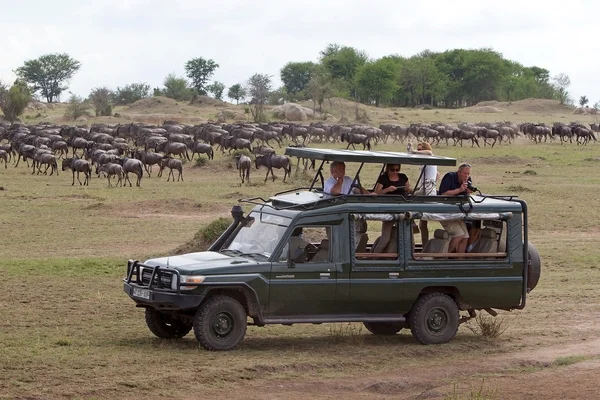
[1, 0, 598, 105]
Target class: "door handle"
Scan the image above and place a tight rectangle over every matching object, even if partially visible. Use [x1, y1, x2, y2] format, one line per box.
[320, 273, 331, 278]
[389, 272, 399, 278]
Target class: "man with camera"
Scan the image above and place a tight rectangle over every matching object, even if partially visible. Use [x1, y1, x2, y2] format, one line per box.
[438, 163, 476, 253]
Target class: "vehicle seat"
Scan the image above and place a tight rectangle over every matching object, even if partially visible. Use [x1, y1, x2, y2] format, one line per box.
[469, 228, 498, 253]
[422, 229, 449, 253]
[311, 239, 329, 262]
[355, 219, 369, 252]
[372, 221, 397, 253]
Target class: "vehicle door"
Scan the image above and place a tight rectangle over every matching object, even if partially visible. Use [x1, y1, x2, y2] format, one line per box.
[347, 215, 406, 314]
[268, 221, 342, 317]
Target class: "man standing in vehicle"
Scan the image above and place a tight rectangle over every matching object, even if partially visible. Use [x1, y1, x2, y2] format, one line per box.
[324, 161, 370, 195]
[438, 163, 474, 253]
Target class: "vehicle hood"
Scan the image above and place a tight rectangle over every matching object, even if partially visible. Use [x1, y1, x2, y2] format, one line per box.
[143, 251, 262, 274]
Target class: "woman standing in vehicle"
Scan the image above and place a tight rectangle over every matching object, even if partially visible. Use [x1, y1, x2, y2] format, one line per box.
[374, 164, 411, 196]
[411, 142, 440, 245]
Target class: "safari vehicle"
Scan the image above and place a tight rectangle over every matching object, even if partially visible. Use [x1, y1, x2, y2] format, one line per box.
[123, 148, 541, 351]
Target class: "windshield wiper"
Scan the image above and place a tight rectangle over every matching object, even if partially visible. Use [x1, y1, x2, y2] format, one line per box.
[220, 249, 244, 255]
[239, 252, 270, 259]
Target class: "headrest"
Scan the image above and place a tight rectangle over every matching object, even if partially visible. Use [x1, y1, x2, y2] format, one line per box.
[433, 229, 449, 240]
[320, 239, 329, 249]
[481, 228, 497, 239]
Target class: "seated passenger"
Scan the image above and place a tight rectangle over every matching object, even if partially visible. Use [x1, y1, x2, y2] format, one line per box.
[374, 164, 411, 196]
[324, 161, 370, 195]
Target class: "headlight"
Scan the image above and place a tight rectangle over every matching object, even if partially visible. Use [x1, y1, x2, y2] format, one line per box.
[179, 275, 206, 290]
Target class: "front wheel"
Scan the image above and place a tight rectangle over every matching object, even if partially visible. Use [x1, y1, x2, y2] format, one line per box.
[408, 293, 459, 345]
[145, 308, 192, 339]
[193, 295, 247, 351]
[363, 322, 405, 335]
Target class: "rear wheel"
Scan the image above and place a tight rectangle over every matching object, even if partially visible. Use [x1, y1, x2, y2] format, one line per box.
[363, 322, 405, 335]
[408, 293, 459, 345]
[193, 295, 247, 351]
[145, 308, 192, 339]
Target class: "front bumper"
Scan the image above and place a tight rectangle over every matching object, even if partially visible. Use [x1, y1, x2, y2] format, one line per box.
[123, 282, 206, 310]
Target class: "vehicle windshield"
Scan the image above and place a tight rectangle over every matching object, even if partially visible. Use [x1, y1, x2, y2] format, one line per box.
[222, 212, 291, 258]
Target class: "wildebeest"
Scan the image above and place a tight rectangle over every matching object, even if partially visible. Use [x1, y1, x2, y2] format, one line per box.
[158, 157, 184, 182]
[189, 142, 214, 160]
[234, 154, 251, 184]
[97, 163, 124, 187]
[132, 150, 164, 177]
[340, 132, 371, 150]
[452, 130, 480, 147]
[157, 141, 190, 161]
[255, 154, 292, 183]
[117, 157, 144, 187]
[62, 158, 92, 186]
[33, 153, 59, 176]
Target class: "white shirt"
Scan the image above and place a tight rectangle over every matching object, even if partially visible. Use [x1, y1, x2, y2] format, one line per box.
[420, 164, 438, 182]
[324, 176, 354, 195]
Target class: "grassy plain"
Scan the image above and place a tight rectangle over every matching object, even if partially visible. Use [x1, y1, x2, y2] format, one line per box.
[1, 100, 600, 399]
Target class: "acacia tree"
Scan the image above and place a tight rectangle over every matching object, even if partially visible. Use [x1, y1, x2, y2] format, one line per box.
[227, 83, 246, 104]
[163, 73, 194, 101]
[15, 53, 80, 103]
[552, 73, 571, 105]
[0, 79, 31, 121]
[308, 67, 337, 114]
[207, 81, 226, 100]
[247, 73, 271, 122]
[88, 87, 114, 116]
[184, 57, 218, 95]
[114, 83, 150, 105]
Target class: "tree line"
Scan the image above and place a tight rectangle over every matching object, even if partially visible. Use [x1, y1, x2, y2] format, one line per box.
[0, 46, 596, 123]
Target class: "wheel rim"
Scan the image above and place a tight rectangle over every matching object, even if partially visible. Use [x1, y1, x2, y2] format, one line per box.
[211, 312, 234, 339]
[425, 307, 448, 335]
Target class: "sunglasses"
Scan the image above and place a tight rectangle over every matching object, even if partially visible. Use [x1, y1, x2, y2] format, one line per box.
[390, 168, 400, 172]
[459, 163, 472, 169]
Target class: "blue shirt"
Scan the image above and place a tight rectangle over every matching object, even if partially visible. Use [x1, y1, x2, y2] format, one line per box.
[439, 172, 472, 195]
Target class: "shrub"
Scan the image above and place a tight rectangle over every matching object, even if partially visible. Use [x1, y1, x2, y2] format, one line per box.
[466, 313, 510, 339]
[231, 149, 252, 159]
[0, 79, 31, 121]
[198, 217, 232, 243]
[194, 156, 208, 167]
[64, 94, 91, 120]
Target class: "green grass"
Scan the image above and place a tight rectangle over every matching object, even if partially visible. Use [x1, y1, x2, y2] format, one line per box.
[552, 355, 589, 367]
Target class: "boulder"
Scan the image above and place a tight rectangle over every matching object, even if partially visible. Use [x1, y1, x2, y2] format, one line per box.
[272, 103, 311, 121]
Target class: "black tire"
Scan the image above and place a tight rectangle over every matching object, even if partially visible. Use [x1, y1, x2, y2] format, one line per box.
[193, 295, 247, 351]
[527, 241, 541, 292]
[363, 322, 405, 335]
[408, 293, 459, 345]
[145, 308, 192, 339]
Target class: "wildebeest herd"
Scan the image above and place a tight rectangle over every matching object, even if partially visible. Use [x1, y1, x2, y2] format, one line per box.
[0, 118, 597, 186]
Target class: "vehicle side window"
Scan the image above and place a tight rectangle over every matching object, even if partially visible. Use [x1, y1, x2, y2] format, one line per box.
[412, 217, 508, 261]
[352, 214, 400, 261]
[279, 226, 332, 263]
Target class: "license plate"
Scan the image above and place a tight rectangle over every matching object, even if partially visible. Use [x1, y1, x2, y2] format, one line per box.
[132, 287, 150, 299]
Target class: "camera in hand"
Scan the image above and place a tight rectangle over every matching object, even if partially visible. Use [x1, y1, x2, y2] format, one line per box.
[466, 182, 478, 192]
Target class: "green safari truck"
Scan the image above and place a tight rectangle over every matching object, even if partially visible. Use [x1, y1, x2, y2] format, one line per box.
[123, 148, 541, 350]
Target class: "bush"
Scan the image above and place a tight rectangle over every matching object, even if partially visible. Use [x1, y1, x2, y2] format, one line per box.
[194, 156, 208, 167]
[89, 87, 114, 116]
[231, 149, 253, 159]
[466, 313, 510, 339]
[0, 79, 31, 122]
[64, 94, 91, 120]
[198, 217, 232, 243]
[114, 83, 150, 105]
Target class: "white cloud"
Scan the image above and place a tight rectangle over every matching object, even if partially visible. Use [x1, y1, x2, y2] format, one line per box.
[1, 0, 599, 104]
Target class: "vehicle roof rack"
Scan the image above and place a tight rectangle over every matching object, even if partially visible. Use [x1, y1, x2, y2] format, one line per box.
[284, 147, 457, 167]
